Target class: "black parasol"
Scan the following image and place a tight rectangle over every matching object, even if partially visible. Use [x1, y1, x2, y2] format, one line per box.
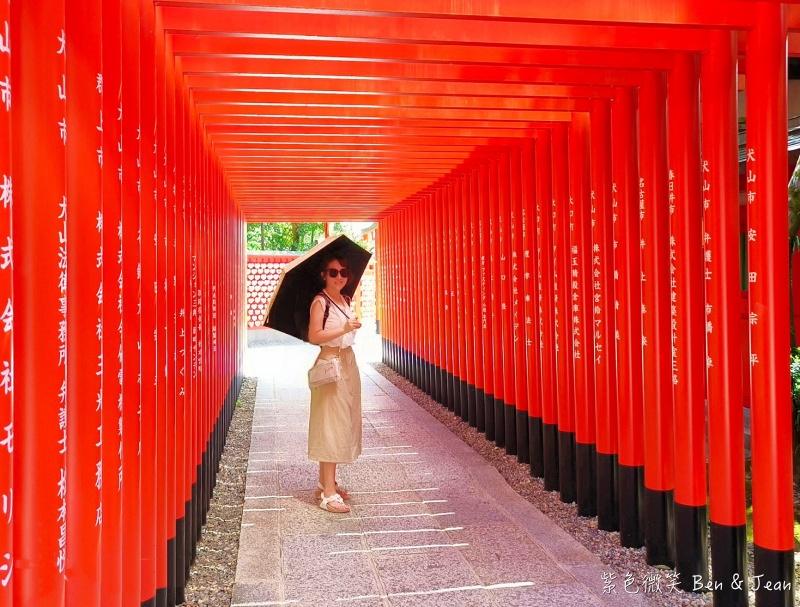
[262, 234, 372, 342]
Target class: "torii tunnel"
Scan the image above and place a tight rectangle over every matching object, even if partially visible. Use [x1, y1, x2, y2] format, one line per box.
[2, 0, 800, 606]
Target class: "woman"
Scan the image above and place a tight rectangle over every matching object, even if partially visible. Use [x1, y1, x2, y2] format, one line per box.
[307, 254, 363, 513]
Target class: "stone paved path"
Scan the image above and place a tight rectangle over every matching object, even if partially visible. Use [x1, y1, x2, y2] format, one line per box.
[233, 337, 650, 607]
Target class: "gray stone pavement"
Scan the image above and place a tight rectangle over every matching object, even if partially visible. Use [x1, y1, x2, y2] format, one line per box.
[233, 335, 650, 607]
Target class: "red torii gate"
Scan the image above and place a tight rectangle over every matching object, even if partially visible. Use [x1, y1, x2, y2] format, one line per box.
[0, 2, 797, 607]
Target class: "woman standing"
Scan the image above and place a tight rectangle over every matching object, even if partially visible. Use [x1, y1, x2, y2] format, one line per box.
[307, 254, 363, 513]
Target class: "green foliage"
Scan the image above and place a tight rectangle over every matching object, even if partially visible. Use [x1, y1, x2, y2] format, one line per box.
[332, 222, 375, 253]
[246, 222, 374, 254]
[791, 348, 800, 439]
[246, 222, 324, 252]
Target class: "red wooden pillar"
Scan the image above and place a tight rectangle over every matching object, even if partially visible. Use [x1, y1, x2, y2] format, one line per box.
[489, 159, 506, 447]
[138, 0, 158, 601]
[499, 155, 516, 452]
[199, 147, 208, 541]
[174, 63, 190, 596]
[509, 146, 529, 462]
[394, 210, 404, 374]
[162, 20, 178, 605]
[433, 192, 445, 392]
[100, 0, 123, 602]
[456, 176, 470, 421]
[419, 198, 429, 391]
[569, 113, 597, 517]
[187, 107, 199, 563]
[425, 194, 438, 400]
[479, 163, 496, 438]
[10, 0, 66, 603]
[65, 0, 103, 602]
[469, 169, 485, 429]
[669, 52, 708, 589]
[445, 182, 458, 412]
[120, 0, 143, 601]
[462, 175, 478, 427]
[701, 30, 747, 607]
[380, 214, 389, 365]
[746, 6, 794, 605]
[405, 204, 413, 381]
[638, 71, 675, 564]
[589, 99, 619, 532]
[423, 194, 435, 397]
[522, 139, 543, 476]
[388, 212, 397, 370]
[403, 205, 412, 379]
[611, 87, 645, 548]
[535, 131, 559, 490]
[391, 212, 400, 370]
[552, 123, 576, 503]
[153, 8, 171, 603]
[0, 1, 9, 601]
[384, 216, 396, 369]
[451, 180, 465, 415]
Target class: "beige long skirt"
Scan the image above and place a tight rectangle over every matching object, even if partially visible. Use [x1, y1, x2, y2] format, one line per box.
[308, 346, 362, 463]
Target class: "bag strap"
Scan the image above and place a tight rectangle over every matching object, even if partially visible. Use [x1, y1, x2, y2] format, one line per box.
[320, 291, 351, 319]
[322, 300, 331, 329]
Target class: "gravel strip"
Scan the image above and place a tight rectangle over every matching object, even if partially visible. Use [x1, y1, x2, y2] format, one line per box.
[180, 376, 256, 607]
[371, 363, 730, 607]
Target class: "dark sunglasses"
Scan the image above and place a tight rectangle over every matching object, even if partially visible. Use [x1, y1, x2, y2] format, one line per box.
[325, 268, 350, 278]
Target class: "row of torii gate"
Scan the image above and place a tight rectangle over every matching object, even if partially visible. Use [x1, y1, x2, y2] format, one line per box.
[0, 1, 798, 607]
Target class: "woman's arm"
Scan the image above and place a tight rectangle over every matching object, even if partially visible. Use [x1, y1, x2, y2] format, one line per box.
[307, 298, 357, 345]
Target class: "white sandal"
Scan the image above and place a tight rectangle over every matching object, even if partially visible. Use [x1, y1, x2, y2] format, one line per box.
[319, 492, 350, 513]
[315, 481, 350, 501]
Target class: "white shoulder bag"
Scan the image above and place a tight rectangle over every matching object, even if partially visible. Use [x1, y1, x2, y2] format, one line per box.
[308, 354, 342, 388]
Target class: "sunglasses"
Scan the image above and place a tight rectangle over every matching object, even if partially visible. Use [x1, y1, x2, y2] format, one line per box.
[325, 268, 350, 278]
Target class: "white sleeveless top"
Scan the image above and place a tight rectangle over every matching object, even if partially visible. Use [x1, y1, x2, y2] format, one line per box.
[312, 293, 357, 349]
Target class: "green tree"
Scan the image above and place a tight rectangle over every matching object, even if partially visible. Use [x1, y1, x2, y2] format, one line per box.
[246, 222, 324, 252]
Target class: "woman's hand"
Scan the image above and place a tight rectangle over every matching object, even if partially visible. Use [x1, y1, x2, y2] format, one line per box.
[344, 317, 362, 333]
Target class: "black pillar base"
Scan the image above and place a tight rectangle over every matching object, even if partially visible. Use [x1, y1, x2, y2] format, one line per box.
[558, 431, 576, 504]
[433, 364, 442, 403]
[753, 544, 794, 606]
[674, 503, 708, 592]
[176, 517, 186, 604]
[542, 422, 559, 491]
[644, 488, 675, 567]
[467, 383, 477, 427]
[576, 442, 597, 517]
[596, 453, 619, 532]
[528, 416, 543, 477]
[710, 522, 748, 607]
[200, 454, 209, 525]
[167, 536, 176, 606]
[618, 464, 645, 548]
[156, 588, 167, 607]
[475, 387, 486, 432]
[142, 598, 156, 607]
[516, 409, 529, 464]
[425, 361, 434, 396]
[494, 397, 505, 448]
[446, 372, 456, 412]
[483, 393, 495, 439]
[459, 379, 469, 422]
[453, 375, 462, 418]
[504, 403, 517, 455]
[189, 485, 198, 564]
